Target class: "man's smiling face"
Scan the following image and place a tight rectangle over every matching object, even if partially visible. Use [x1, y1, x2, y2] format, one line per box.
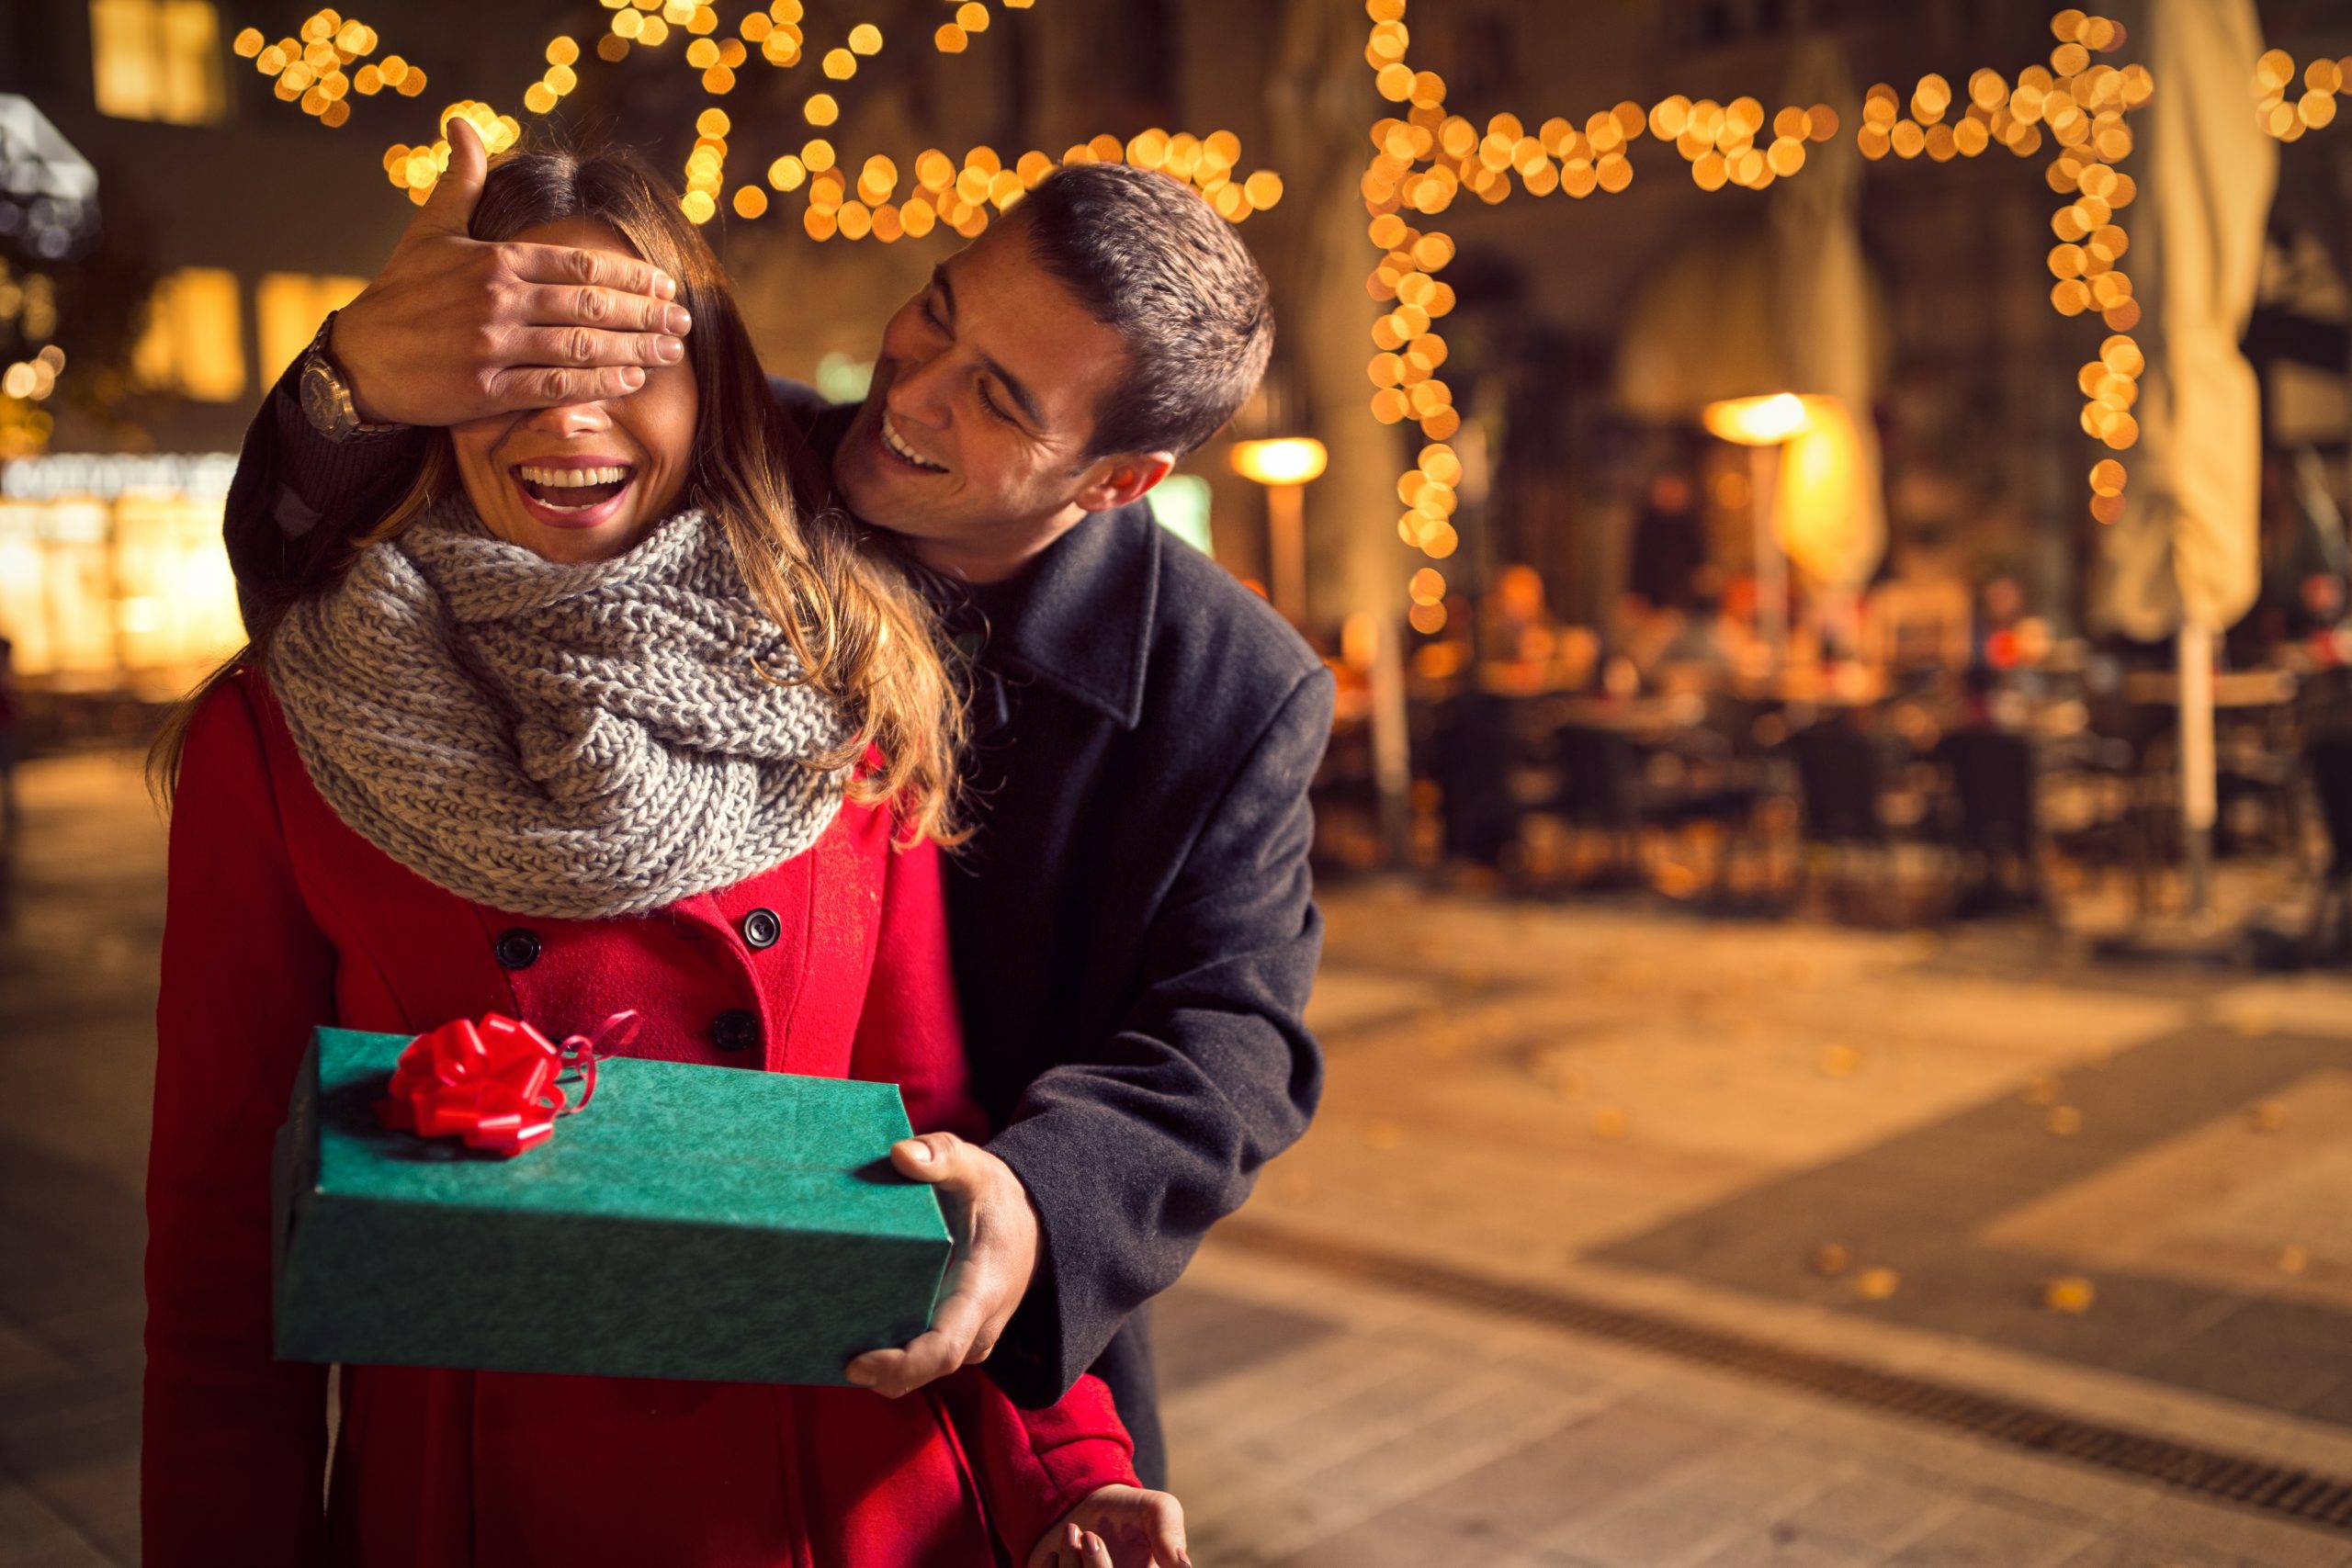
[833, 214, 1169, 583]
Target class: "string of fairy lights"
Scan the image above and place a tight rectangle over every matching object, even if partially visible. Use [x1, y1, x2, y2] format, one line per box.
[1364, 2, 2154, 637]
[65, 3, 2352, 621]
[229, 3, 1281, 253]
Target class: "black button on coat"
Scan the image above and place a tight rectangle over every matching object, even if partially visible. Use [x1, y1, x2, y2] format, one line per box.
[741, 907, 782, 950]
[709, 1008, 761, 1053]
[492, 928, 540, 971]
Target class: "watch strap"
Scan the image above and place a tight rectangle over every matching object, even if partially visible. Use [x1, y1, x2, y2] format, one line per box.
[301, 310, 409, 441]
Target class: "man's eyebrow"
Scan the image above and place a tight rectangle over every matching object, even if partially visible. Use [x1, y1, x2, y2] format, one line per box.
[983, 355, 1048, 433]
[932, 263, 1050, 434]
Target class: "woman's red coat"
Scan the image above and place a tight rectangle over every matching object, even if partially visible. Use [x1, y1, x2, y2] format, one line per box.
[143, 671, 1135, 1566]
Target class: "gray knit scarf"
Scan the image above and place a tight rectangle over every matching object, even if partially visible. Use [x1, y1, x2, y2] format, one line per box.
[268, 496, 854, 919]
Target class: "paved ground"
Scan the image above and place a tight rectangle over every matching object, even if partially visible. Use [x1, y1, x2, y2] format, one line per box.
[5, 751, 2352, 1564]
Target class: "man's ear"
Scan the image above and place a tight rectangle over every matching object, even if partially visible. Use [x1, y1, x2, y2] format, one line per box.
[1071, 451, 1176, 515]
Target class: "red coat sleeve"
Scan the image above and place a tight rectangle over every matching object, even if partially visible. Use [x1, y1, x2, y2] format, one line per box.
[939, 1369, 1139, 1563]
[848, 831, 1141, 1551]
[145, 672, 337, 1565]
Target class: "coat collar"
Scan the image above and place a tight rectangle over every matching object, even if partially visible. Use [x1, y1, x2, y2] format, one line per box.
[799, 390, 1158, 731]
[982, 503, 1159, 731]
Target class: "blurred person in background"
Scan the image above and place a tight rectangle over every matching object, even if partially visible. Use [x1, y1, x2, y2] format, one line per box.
[0, 634, 19, 853]
[1480, 561, 1562, 677]
[1629, 466, 1705, 615]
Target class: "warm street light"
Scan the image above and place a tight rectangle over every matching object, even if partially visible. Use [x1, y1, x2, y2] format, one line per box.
[1702, 392, 1811, 446]
[1229, 436, 1329, 486]
[1702, 393, 1815, 672]
[1228, 437, 1327, 623]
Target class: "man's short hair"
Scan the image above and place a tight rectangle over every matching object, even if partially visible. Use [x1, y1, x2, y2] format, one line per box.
[1014, 162, 1274, 461]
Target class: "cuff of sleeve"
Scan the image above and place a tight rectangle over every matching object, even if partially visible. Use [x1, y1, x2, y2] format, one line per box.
[984, 1116, 1088, 1408]
[1013, 1442, 1142, 1565]
[269, 376, 424, 532]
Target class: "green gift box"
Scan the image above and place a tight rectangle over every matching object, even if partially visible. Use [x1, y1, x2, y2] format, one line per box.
[272, 1026, 951, 1385]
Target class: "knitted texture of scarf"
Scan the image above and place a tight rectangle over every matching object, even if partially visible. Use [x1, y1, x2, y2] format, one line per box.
[268, 497, 853, 919]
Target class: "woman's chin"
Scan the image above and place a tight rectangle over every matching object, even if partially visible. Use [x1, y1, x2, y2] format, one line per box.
[481, 509, 647, 563]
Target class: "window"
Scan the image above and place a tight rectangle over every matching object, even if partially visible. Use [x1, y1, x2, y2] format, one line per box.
[133, 267, 245, 401]
[90, 0, 225, 125]
[257, 273, 367, 387]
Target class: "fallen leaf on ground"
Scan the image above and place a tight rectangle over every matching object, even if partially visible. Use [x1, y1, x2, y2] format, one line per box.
[2043, 1276, 2096, 1314]
[1852, 1267, 1900, 1301]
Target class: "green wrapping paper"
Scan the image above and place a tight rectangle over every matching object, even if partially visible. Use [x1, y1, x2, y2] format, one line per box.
[272, 1027, 951, 1385]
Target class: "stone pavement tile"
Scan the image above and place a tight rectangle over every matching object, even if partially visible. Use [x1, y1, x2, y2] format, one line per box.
[1881, 1498, 2098, 1568]
[1403, 1394, 1741, 1542]
[0, 1478, 115, 1568]
[1631, 1365, 1816, 1438]
[1152, 1285, 1340, 1397]
[2128, 1300, 2352, 1421]
[1776, 1472, 1970, 1554]
[17, 1450, 139, 1565]
[1686, 1521, 1881, 1567]
[1270, 1499, 1533, 1566]
[1171, 1340, 1472, 1495]
[1540, 1434, 1856, 1568]
[1178, 1358, 1606, 1559]
[2051, 1531, 2256, 1568]
[1925, 1450, 2164, 1532]
[0, 1323, 76, 1393]
[2120, 1495, 2352, 1568]
[1771, 1401, 2164, 1529]
[2297, 1382, 2352, 1430]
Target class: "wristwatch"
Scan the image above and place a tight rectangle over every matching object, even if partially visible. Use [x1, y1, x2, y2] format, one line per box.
[298, 310, 409, 442]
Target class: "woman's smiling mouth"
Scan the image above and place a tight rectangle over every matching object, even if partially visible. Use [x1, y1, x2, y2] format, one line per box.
[510, 459, 638, 527]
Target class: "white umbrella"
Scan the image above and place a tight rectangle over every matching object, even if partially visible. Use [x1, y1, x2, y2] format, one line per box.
[2095, 0, 2275, 911]
[1769, 40, 1887, 601]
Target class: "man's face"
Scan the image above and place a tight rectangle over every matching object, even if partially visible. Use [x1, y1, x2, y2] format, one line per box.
[834, 218, 1160, 581]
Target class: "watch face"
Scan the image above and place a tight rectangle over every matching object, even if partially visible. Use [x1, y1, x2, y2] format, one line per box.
[300, 355, 347, 434]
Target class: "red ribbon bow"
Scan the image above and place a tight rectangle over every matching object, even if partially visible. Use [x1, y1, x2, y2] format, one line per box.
[375, 1010, 639, 1157]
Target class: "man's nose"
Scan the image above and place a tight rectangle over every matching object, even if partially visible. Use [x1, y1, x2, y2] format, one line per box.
[885, 352, 954, 431]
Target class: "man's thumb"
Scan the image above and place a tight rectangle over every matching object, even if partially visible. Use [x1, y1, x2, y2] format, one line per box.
[891, 1134, 956, 1181]
[416, 116, 489, 235]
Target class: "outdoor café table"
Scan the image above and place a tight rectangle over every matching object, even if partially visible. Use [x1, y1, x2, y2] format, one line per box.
[2120, 667, 2298, 709]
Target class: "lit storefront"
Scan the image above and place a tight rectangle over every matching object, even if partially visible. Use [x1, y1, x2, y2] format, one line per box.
[0, 452, 243, 696]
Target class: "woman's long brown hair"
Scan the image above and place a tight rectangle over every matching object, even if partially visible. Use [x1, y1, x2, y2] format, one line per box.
[153, 145, 964, 845]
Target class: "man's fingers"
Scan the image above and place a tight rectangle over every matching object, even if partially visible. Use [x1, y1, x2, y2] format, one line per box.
[846, 1279, 992, 1401]
[842, 1329, 956, 1395]
[481, 364, 647, 412]
[414, 117, 489, 238]
[515, 283, 694, 338]
[505, 240, 679, 302]
[844, 1288, 988, 1394]
[500, 324, 685, 372]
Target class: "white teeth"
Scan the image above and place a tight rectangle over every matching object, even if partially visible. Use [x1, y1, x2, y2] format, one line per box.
[517, 464, 632, 487]
[880, 417, 945, 472]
